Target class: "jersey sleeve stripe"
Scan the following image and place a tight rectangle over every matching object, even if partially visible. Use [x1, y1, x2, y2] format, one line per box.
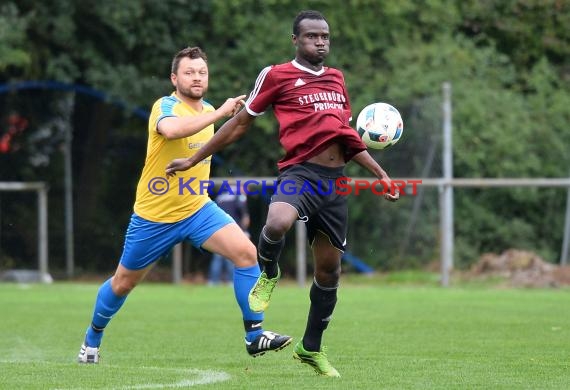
[158, 96, 178, 121]
[245, 65, 272, 115]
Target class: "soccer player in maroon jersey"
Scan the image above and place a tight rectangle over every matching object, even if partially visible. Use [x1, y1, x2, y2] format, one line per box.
[166, 10, 399, 377]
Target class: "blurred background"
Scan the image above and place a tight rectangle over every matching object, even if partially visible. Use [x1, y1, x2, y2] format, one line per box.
[0, 0, 569, 283]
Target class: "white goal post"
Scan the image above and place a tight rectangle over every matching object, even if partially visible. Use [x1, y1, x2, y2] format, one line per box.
[0, 182, 50, 283]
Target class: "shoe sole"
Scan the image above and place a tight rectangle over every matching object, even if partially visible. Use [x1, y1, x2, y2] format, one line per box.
[293, 353, 340, 377]
[248, 299, 268, 313]
[248, 288, 271, 313]
[248, 272, 281, 313]
[249, 337, 293, 358]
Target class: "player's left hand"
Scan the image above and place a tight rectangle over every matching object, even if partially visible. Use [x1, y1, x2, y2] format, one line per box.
[381, 177, 400, 202]
[384, 188, 400, 202]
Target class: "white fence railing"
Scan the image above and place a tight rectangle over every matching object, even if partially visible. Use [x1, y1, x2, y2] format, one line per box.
[174, 177, 570, 287]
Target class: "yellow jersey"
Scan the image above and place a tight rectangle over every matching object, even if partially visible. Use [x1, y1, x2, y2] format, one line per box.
[134, 93, 213, 222]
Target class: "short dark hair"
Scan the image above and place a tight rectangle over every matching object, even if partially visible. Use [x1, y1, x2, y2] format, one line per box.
[292, 10, 327, 36]
[171, 46, 207, 74]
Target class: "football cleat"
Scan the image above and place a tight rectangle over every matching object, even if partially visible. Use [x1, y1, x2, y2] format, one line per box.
[248, 268, 280, 313]
[77, 343, 100, 364]
[293, 342, 340, 377]
[245, 330, 292, 357]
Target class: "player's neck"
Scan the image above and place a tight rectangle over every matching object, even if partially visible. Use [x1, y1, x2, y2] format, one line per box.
[294, 57, 323, 72]
[175, 92, 203, 112]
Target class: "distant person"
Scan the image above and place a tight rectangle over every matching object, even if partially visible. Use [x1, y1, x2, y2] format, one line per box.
[77, 46, 291, 364]
[165, 11, 399, 377]
[208, 184, 251, 285]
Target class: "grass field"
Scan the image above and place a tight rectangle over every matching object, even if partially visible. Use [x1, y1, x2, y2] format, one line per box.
[1, 277, 569, 389]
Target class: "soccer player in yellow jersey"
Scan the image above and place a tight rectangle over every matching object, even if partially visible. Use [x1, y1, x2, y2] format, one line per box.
[77, 47, 291, 364]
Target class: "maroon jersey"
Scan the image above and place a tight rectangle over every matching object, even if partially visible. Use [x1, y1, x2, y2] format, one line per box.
[245, 60, 366, 170]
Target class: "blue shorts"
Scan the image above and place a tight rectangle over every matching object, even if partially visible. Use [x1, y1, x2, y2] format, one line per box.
[119, 201, 234, 270]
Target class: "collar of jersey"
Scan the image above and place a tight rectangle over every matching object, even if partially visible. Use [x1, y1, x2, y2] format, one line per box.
[291, 60, 326, 76]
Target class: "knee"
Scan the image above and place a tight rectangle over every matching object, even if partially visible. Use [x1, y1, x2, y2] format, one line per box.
[228, 242, 257, 268]
[111, 275, 138, 296]
[315, 266, 341, 288]
[240, 245, 258, 267]
[264, 217, 293, 239]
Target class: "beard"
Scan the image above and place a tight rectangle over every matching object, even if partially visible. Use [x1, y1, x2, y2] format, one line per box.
[177, 85, 206, 100]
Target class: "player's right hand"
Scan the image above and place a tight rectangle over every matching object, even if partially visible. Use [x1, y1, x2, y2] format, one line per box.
[166, 158, 193, 177]
[220, 95, 247, 117]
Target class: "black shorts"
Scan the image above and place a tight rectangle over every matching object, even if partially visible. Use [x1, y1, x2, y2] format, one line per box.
[271, 162, 347, 251]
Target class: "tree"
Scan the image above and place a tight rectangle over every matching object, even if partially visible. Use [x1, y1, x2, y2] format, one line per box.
[1, 0, 569, 272]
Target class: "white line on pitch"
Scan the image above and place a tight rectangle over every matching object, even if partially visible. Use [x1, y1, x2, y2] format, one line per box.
[1, 361, 231, 388]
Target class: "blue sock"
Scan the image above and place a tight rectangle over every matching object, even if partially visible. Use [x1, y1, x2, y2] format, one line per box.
[234, 265, 264, 342]
[85, 278, 127, 347]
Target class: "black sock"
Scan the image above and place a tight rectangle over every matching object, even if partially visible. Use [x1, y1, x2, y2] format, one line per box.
[257, 227, 285, 279]
[302, 280, 338, 352]
[243, 319, 263, 334]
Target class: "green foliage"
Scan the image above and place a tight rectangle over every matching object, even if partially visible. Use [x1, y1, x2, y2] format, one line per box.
[458, 0, 570, 69]
[1, 0, 569, 272]
[0, 3, 31, 71]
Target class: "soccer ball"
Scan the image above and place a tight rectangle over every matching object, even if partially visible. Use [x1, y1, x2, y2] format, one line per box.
[356, 102, 404, 150]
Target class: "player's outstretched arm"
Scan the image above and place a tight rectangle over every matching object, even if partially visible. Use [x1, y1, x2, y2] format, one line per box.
[159, 95, 246, 140]
[352, 151, 400, 201]
[165, 108, 255, 177]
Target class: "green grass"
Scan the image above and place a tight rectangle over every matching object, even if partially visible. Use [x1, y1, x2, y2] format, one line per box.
[1, 281, 569, 389]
